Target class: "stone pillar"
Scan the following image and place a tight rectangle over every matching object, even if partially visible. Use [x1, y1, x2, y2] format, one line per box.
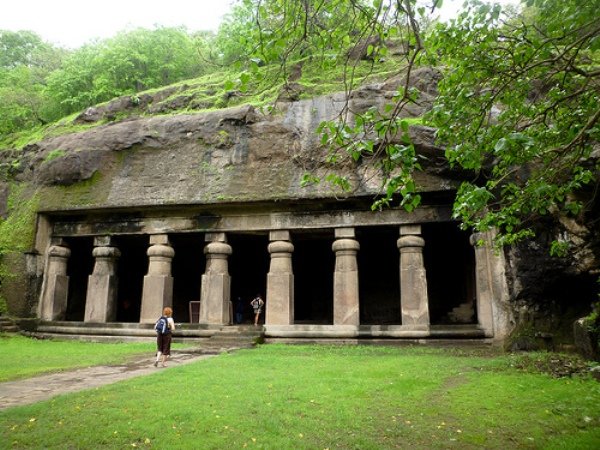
[333, 228, 360, 325]
[199, 233, 232, 325]
[397, 225, 430, 326]
[84, 236, 120, 323]
[140, 234, 175, 323]
[470, 232, 497, 337]
[266, 230, 294, 325]
[38, 239, 71, 321]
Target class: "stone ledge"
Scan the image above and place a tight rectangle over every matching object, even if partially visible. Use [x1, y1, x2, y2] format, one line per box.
[264, 324, 487, 339]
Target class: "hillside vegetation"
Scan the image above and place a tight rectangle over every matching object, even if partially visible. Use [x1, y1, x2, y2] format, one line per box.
[0, 2, 407, 151]
[2, 0, 597, 252]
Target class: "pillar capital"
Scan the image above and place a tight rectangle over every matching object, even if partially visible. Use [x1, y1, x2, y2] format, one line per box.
[399, 224, 421, 235]
[205, 232, 227, 243]
[93, 235, 115, 247]
[92, 246, 121, 258]
[149, 234, 171, 246]
[332, 238, 360, 253]
[50, 237, 68, 247]
[397, 235, 425, 250]
[147, 243, 175, 258]
[269, 230, 291, 241]
[48, 244, 71, 259]
[334, 227, 356, 239]
[204, 241, 232, 256]
[268, 240, 294, 254]
[469, 232, 487, 247]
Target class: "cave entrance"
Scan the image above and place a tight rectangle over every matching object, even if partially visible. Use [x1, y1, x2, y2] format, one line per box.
[229, 233, 269, 324]
[64, 236, 94, 321]
[292, 231, 334, 324]
[422, 223, 476, 325]
[357, 226, 401, 325]
[114, 235, 147, 323]
[171, 233, 205, 323]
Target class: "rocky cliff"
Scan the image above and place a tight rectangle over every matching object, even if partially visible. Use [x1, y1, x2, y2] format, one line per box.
[0, 68, 452, 213]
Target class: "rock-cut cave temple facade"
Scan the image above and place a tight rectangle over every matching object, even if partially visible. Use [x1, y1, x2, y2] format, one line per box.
[15, 82, 511, 342]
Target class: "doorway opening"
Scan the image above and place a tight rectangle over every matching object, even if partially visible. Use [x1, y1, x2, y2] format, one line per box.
[114, 235, 147, 322]
[64, 236, 94, 321]
[292, 231, 334, 324]
[229, 233, 269, 324]
[357, 226, 401, 325]
[422, 223, 476, 325]
[171, 233, 205, 323]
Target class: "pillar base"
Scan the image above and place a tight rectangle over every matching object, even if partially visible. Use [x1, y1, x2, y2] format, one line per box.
[199, 273, 231, 325]
[266, 273, 294, 325]
[39, 274, 69, 321]
[140, 276, 173, 323]
[84, 275, 118, 322]
[333, 271, 359, 325]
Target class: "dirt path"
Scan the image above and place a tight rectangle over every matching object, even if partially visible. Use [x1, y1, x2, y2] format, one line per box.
[0, 352, 214, 410]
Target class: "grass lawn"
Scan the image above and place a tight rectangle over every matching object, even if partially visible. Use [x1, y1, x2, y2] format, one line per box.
[1, 338, 599, 449]
[0, 334, 184, 382]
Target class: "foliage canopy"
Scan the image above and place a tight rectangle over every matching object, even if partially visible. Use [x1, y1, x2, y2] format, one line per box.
[226, 0, 599, 249]
[0, 0, 598, 251]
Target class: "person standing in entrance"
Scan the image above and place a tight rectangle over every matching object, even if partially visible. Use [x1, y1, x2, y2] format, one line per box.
[250, 294, 264, 326]
[154, 307, 175, 367]
[234, 296, 245, 324]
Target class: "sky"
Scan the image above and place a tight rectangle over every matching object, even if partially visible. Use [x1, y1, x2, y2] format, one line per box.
[0, 0, 520, 49]
[0, 0, 236, 48]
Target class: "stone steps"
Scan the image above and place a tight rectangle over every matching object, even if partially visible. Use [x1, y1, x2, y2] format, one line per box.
[0, 316, 19, 333]
[448, 302, 476, 323]
[25, 321, 490, 346]
[28, 322, 264, 349]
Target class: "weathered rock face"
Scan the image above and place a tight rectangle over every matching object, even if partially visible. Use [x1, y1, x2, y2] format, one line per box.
[504, 199, 600, 350]
[573, 318, 600, 361]
[1, 72, 455, 213]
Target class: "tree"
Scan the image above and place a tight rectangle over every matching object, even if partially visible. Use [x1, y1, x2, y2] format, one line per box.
[237, 0, 599, 249]
[0, 30, 48, 69]
[0, 66, 45, 134]
[428, 0, 600, 248]
[45, 27, 206, 118]
[0, 30, 65, 135]
[0, 30, 66, 135]
[216, 0, 387, 94]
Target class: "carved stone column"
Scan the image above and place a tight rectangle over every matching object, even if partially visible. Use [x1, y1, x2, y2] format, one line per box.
[333, 228, 360, 326]
[199, 233, 232, 325]
[266, 230, 294, 325]
[397, 225, 430, 326]
[38, 239, 71, 321]
[84, 236, 120, 323]
[470, 232, 496, 337]
[140, 234, 175, 323]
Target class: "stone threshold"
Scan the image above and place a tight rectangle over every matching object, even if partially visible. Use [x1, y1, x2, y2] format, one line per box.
[30, 321, 487, 341]
[265, 324, 487, 339]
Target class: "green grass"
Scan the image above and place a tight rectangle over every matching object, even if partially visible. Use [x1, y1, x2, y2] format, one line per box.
[0, 53, 408, 151]
[1, 340, 599, 449]
[0, 334, 183, 382]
